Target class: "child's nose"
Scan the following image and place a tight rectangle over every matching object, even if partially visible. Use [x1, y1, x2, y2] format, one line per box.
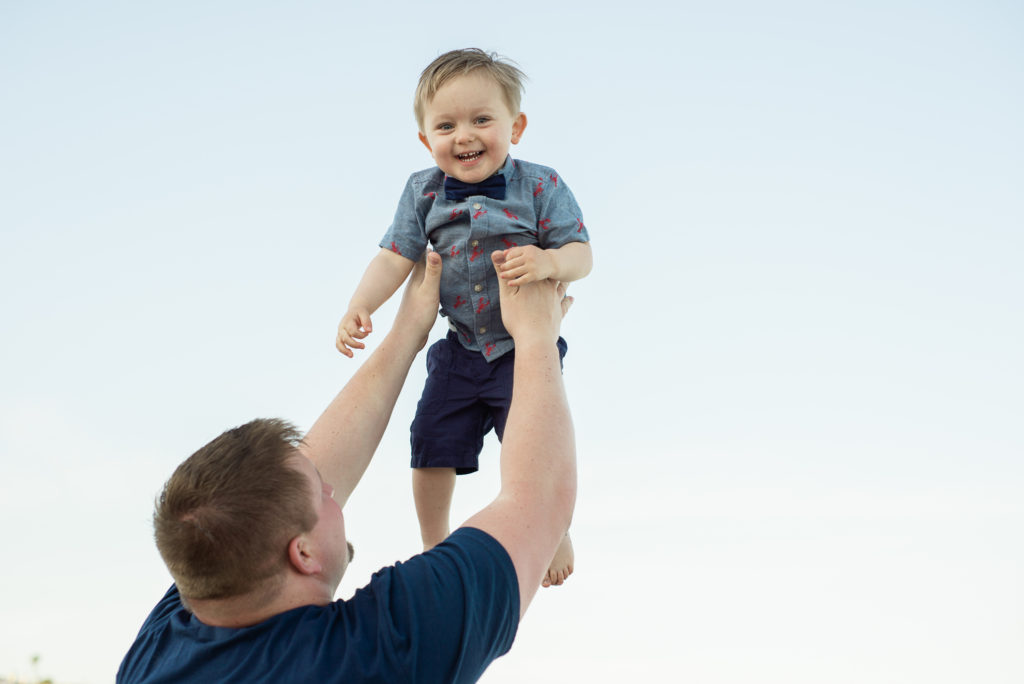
[455, 126, 475, 143]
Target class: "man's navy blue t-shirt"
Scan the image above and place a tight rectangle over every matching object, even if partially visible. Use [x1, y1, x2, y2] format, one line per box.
[117, 527, 519, 683]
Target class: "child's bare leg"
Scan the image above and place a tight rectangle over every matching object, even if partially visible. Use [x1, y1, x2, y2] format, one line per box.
[543, 532, 574, 588]
[412, 467, 456, 550]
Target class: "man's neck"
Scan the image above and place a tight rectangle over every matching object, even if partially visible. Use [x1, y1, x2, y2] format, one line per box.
[187, 577, 333, 628]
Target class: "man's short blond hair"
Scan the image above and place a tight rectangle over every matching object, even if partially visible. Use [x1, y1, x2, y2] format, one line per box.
[414, 48, 527, 131]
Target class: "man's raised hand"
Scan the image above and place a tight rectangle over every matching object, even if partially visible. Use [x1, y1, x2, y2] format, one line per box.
[394, 250, 443, 349]
[491, 250, 571, 347]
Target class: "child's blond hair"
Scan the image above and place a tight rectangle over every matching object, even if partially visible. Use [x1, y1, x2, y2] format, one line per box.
[414, 48, 526, 131]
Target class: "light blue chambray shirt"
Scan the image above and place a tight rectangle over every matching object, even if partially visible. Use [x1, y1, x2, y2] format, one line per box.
[381, 156, 590, 361]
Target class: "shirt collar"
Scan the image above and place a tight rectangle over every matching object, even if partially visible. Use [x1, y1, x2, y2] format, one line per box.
[496, 156, 516, 183]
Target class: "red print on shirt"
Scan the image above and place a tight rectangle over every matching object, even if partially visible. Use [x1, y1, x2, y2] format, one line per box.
[549, 174, 558, 186]
[390, 242, 402, 255]
[503, 208, 518, 221]
[424, 191, 437, 200]
[485, 341, 496, 357]
[470, 244, 484, 262]
[576, 218, 585, 233]
[533, 180, 544, 197]
[449, 245, 461, 257]
[450, 209, 464, 221]
[476, 297, 489, 313]
[539, 218, 552, 231]
[453, 295, 465, 309]
[501, 238, 517, 249]
[473, 208, 487, 219]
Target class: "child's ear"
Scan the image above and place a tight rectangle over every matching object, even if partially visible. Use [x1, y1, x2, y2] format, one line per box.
[511, 112, 527, 144]
[418, 132, 433, 155]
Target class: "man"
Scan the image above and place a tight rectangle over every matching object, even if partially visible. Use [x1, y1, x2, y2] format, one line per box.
[117, 250, 577, 683]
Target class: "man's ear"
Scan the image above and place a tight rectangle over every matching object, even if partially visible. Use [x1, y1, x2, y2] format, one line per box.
[288, 535, 323, 576]
[511, 112, 527, 144]
[418, 132, 433, 154]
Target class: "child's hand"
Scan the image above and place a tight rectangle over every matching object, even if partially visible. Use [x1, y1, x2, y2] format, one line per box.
[336, 308, 373, 358]
[492, 250, 569, 345]
[498, 245, 555, 287]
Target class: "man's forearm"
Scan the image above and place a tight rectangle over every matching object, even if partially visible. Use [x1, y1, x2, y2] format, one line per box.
[499, 338, 576, 522]
[462, 335, 576, 616]
[302, 329, 422, 506]
[456, 254, 576, 616]
[307, 252, 441, 506]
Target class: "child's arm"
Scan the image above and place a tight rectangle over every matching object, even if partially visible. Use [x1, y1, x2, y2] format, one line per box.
[497, 241, 592, 287]
[336, 248, 417, 357]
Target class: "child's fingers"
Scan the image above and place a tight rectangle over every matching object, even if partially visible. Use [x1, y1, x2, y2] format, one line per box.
[499, 256, 523, 272]
[335, 336, 356, 357]
[343, 310, 372, 334]
[507, 272, 537, 287]
[342, 312, 373, 338]
[335, 325, 350, 354]
[336, 329, 367, 356]
[499, 264, 527, 280]
[336, 309, 374, 357]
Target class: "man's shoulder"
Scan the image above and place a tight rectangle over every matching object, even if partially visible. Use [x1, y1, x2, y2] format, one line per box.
[357, 527, 518, 623]
[364, 528, 515, 592]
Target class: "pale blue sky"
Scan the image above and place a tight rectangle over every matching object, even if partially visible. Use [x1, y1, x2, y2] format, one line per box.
[2, 1, 1022, 682]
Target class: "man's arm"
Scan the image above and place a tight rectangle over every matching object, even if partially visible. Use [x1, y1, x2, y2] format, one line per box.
[336, 248, 417, 357]
[307, 251, 441, 506]
[497, 241, 592, 287]
[461, 251, 577, 617]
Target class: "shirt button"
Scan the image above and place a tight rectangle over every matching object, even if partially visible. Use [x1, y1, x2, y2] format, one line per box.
[479, 327, 487, 334]
[474, 284, 483, 292]
[473, 203, 481, 210]
[471, 240, 479, 247]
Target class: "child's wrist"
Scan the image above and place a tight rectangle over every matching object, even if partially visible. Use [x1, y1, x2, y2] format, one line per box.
[545, 248, 561, 280]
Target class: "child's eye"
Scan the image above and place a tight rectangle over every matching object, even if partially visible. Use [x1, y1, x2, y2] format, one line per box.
[437, 123, 454, 131]
[475, 116, 490, 125]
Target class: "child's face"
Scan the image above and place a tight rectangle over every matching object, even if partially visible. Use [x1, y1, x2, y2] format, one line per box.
[418, 71, 527, 184]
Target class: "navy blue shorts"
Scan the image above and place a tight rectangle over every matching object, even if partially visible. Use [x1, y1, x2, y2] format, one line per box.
[411, 331, 567, 474]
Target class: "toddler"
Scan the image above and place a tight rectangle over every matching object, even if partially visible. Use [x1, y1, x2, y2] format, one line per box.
[336, 48, 591, 587]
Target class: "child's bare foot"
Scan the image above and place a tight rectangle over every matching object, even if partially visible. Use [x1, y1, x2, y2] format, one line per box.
[542, 533, 574, 587]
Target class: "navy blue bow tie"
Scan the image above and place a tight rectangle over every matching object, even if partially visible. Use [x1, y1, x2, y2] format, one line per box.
[444, 174, 507, 201]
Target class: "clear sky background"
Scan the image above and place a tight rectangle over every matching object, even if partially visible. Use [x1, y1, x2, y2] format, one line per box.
[1, 1, 1022, 682]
